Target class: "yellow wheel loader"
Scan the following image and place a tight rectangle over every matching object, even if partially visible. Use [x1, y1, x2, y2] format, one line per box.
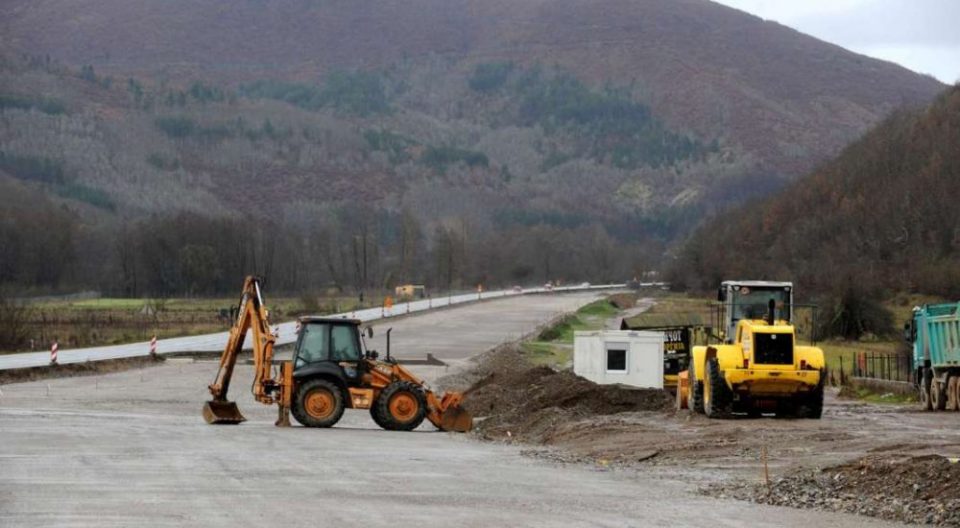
[202, 276, 472, 432]
[678, 282, 825, 418]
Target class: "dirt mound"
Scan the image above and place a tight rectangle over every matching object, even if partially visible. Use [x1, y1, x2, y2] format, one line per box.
[709, 455, 960, 526]
[0, 355, 164, 385]
[458, 346, 672, 444]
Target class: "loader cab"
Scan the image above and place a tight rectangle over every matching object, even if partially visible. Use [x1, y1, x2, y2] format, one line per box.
[718, 281, 793, 343]
[293, 318, 366, 382]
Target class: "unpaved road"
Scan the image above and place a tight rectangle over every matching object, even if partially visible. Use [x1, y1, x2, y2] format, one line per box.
[507, 388, 960, 481]
[0, 293, 910, 527]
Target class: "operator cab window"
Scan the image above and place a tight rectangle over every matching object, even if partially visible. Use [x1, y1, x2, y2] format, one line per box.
[330, 324, 361, 362]
[731, 287, 790, 324]
[296, 323, 330, 367]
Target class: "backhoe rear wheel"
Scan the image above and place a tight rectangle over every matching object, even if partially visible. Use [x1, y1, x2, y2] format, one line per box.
[377, 381, 427, 431]
[704, 358, 733, 419]
[292, 378, 345, 428]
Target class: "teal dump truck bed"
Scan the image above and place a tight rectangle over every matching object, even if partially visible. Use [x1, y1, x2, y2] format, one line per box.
[910, 303, 960, 368]
[908, 302, 960, 411]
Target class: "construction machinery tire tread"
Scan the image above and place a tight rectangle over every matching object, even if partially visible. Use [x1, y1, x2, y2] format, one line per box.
[377, 381, 427, 431]
[800, 385, 824, 419]
[292, 378, 345, 428]
[920, 368, 933, 411]
[689, 361, 704, 414]
[947, 375, 960, 412]
[932, 376, 948, 411]
[370, 400, 389, 429]
[704, 358, 733, 419]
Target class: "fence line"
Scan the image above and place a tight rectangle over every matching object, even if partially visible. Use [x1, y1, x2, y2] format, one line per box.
[839, 351, 914, 384]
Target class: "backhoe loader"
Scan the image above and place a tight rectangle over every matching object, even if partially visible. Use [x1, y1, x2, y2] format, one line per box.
[202, 276, 472, 432]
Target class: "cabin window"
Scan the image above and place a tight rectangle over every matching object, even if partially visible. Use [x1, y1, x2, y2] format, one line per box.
[606, 347, 627, 372]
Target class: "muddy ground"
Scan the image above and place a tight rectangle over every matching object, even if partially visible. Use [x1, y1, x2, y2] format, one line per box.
[442, 345, 960, 526]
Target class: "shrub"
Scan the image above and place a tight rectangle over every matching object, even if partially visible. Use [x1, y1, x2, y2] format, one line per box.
[146, 153, 180, 171]
[241, 70, 391, 116]
[468, 62, 514, 93]
[320, 70, 391, 116]
[0, 292, 31, 351]
[155, 116, 196, 138]
[55, 183, 116, 211]
[154, 116, 233, 141]
[420, 145, 489, 174]
[0, 94, 66, 115]
[363, 129, 414, 164]
[0, 152, 65, 184]
[240, 80, 326, 110]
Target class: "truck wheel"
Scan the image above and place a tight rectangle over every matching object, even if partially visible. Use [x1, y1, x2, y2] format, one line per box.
[947, 376, 959, 412]
[377, 381, 427, 431]
[689, 362, 704, 414]
[292, 378, 345, 428]
[931, 377, 948, 411]
[704, 358, 733, 418]
[953, 376, 960, 413]
[920, 369, 933, 411]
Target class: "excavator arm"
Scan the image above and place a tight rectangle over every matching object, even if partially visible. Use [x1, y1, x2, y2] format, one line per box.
[203, 276, 291, 425]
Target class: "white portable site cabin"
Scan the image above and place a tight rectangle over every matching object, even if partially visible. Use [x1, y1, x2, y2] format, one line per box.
[573, 330, 664, 389]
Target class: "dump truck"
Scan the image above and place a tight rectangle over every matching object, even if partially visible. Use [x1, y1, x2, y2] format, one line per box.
[906, 303, 960, 411]
[203, 276, 472, 431]
[678, 282, 824, 418]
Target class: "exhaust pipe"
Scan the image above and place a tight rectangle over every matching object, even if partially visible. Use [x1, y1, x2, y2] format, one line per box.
[767, 299, 776, 325]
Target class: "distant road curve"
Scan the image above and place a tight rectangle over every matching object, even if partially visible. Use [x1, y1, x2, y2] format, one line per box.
[0, 283, 650, 371]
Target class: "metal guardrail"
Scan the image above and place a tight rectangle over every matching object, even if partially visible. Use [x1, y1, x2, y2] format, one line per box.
[0, 283, 637, 371]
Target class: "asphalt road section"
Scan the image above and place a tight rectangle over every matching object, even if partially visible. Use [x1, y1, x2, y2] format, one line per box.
[0, 293, 904, 527]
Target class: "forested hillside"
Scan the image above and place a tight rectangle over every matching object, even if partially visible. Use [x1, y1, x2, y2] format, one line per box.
[0, 0, 945, 296]
[669, 86, 960, 301]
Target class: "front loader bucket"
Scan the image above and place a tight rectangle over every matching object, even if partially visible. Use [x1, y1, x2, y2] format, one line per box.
[203, 400, 246, 425]
[438, 405, 473, 433]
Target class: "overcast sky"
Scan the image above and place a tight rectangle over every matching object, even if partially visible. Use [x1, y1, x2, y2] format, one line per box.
[713, 0, 960, 84]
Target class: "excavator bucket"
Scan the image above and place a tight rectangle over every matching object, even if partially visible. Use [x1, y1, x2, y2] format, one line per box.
[202, 400, 246, 424]
[438, 404, 473, 432]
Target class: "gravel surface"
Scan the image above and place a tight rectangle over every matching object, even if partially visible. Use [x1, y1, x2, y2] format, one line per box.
[704, 455, 960, 526]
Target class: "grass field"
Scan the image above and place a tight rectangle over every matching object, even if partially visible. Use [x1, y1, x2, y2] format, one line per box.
[4, 294, 382, 354]
[521, 298, 624, 367]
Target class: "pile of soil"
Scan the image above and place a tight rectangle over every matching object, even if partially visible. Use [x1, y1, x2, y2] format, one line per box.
[708, 455, 960, 526]
[454, 346, 672, 444]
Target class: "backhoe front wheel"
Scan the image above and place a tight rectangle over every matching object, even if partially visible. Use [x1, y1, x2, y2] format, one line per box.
[292, 378, 345, 428]
[376, 381, 427, 431]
